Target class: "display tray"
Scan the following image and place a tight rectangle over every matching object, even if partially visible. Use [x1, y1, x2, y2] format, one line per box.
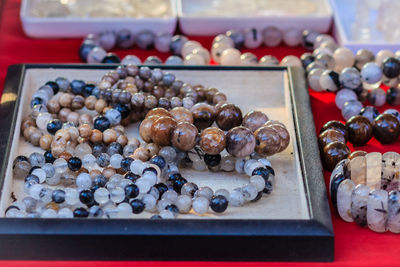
[177, 0, 332, 36]
[0, 64, 333, 261]
[20, 0, 177, 38]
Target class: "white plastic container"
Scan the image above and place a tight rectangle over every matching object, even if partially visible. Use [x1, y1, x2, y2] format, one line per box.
[20, 0, 178, 38]
[177, 0, 333, 36]
[331, 0, 400, 54]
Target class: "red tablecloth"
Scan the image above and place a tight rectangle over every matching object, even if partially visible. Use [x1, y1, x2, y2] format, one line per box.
[1, 0, 400, 266]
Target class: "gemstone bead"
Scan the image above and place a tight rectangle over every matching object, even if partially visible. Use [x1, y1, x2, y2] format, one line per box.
[210, 195, 228, 213]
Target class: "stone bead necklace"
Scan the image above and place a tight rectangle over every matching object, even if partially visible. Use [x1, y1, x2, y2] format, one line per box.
[330, 152, 400, 233]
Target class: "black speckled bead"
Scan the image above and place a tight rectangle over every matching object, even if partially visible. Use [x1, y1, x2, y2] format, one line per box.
[94, 116, 111, 132]
[382, 57, 400, 78]
[93, 174, 107, 187]
[130, 199, 145, 214]
[330, 173, 346, 209]
[204, 154, 221, 167]
[125, 184, 139, 199]
[70, 80, 86, 95]
[102, 53, 121, 64]
[173, 177, 188, 193]
[44, 151, 55, 163]
[46, 119, 63, 135]
[67, 157, 82, 171]
[210, 195, 228, 213]
[52, 189, 66, 204]
[73, 207, 89, 218]
[150, 155, 166, 169]
[125, 172, 140, 183]
[121, 157, 134, 172]
[154, 183, 168, 199]
[45, 81, 59, 94]
[79, 190, 95, 206]
[165, 204, 179, 214]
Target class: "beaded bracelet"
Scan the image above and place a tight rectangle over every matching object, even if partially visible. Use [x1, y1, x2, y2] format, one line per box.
[330, 152, 400, 233]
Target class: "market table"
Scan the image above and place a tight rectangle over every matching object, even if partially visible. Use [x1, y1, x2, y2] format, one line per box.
[0, 0, 399, 266]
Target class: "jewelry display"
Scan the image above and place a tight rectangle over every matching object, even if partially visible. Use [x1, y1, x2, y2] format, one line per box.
[8, 64, 291, 219]
[330, 152, 400, 233]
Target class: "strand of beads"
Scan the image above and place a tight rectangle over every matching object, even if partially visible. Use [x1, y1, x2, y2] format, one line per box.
[329, 152, 400, 233]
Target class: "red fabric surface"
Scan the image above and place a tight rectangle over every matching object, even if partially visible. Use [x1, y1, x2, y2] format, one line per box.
[1, 0, 400, 266]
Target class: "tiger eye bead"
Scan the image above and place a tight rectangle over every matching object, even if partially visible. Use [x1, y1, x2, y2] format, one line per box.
[145, 107, 171, 119]
[150, 117, 177, 146]
[373, 113, 400, 144]
[226, 126, 256, 157]
[318, 129, 346, 151]
[90, 129, 103, 143]
[346, 115, 373, 146]
[242, 111, 269, 132]
[322, 141, 350, 171]
[139, 115, 160, 143]
[206, 88, 219, 103]
[348, 150, 367, 160]
[320, 120, 348, 141]
[254, 126, 281, 156]
[171, 122, 198, 151]
[170, 107, 193, 123]
[190, 103, 217, 130]
[84, 95, 97, 110]
[200, 127, 226, 155]
[216, 103, 243, 131]
[39, 134, 53, 150]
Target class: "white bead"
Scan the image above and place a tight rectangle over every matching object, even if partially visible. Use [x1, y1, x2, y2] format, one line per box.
[136, 178, 151, 194]
[211, 42, 232, 63]
[375, 50, 394, 65]
[240, 52, 258, 66]
[76, 173, 92, 189]
[74, 143, 92, 158]
[361, 62, 383, 84]
[175, 195, 192, 213]
[258, 158, 271, 167]
[143, 194, 157, 211]
[282, 28, 302, 47]
[82, 154, 97, 170]
[110, 187, 125, 203]
[162, 190, 178, 203]
[194, 187, 213, 201]
[244, 28, 262, 49]
[220, 156, 235, 172]
[213, 34, 234, 46]
[105, 109, 121, 125]
[240, 184, 259, 201]
[280, 55, 302, 67]
[41, 209, 57, 218]
[215, 189, 230, 199]
[244, 159, 257, 176]
[32, 168, 46, 183]
[335, 89, 358, 110]
[160, 209, 175, 219]
[87, 47, 107, 63]
[307, 68, 325, 92]
[29, 184, 43, 200]
[94, 188, 110, 204]
[192, 157, 207, 171]
[119, 179, 133, 189]
[46, 172, 61, 185]
[58, 208, 74, 218]
[181, 40, 202, 58]
[192, 47, 210, 64]
[117, 203, 132, 218]
[36, 112, 52, 130]
[220, 48, 241, 65]
[250, 175, 266, 191]
[157, 199, 171, 212]
[159, 146, 176, 162]
[65, 188, 79, 205]
[110, 154, 123, 169]
[247, 161, 265, 176]
[320, 70, 340, 92]
[333, 47, 355, 72]
[121, 55, 142, 65]
[259, 55, 279, 66]
[192, 197, 209, 214]
[230, 190, 245, 206]
[184, 53, 206, 65]
[142, 172, 157, 185]
[235, 158, 246, 174]
[130, 160, 144, 175]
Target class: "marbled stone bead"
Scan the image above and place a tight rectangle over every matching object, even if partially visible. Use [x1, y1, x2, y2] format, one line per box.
[386, 87, 400, 106]
[350, 156, 366, 185]
[170, 35, 188, 56]
[190, 103, 217, 130]
[339, 67, 361, 89]
[259, 55, 279, 66]
[351, 184, 370, 227]
[244, 28, 262, 49]
[220, 156, 235, 172]
[192, 197, 209, 214]
[322, 141, 350, 171]
[365, 152, 382, 190]
[359, 106, 379, 123]
[139, 115, 160, 143]
[361, 62, 383, 84]
[136, 30, 155, 50]
[367, 189, 388, 232]
[367, 88, 386, 107]
[13, 161, 31, 180]
[346, 115, 373, 146]
[199, 127, 226, 155]
[154, 32, 172, 53]
[262, 26, 282, 47]
[216, 104, 242, 131]
[381, 152, 400, 192]
[264, 121, 290, 153]
[242, 111, 268, 132]
[171, 122, 198, 151]
[240, 52, 258, 65]
[382, 57, 400, 78]
[169, 107, 193, 124]
[254, 126, 281, 156]
[342, 100, 363, 121]
[220, 48, 241, 65]
[318, 129, 346, 151]
[320, 70, 340, 92]
[337, 179, 355, 222]
[226, 126, 256, 158]
[335, 89, 358, 110]
[388, 191, 400, 233]
[320, 120, 348, 141]
[354, 49, 374, 70]
[307, 69, 325, 92]
[121, 55, 141, 65]
[374, 114, 400, 144]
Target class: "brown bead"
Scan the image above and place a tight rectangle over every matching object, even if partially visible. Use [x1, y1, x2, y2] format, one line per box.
[23, 126, 36, 140]
[216, 103, 243, 131]
[226, 126, 256, 157]
[39, 134, 53, 150]
[59, 93, 73, 108]
[199, 127, 226, 155]
[99, 80, 112, 90]
[131, 92, 145, 107]
[320, 120, 348, 141]
[171, 122, 198, 151]
[21, 117, 36, 132]
[114, 125, 125, 133]
[145, 143, 160, 157]
[89, 169, 102, 178]
[170, 107, 193, 123]
[254, 126, 281, 156]
[266, 123, 290, 152]
[58, 152, 72, 161]
[213, 92, 227, 105]
[145, 107, 171, 119]
[79, 114, 93, 126]
[158, 97, 170, 109]
[126, 64, 139, 76]
[58, 108, 71, 122]
[51, 143, 65, 157]
[116, 135, 128, 147]
[150, 117, 178, 146]
[206, 88, 218, 103]
[78, 124, 92, 139]
[133, 147, 150, 161]
[103, 129, 117, 144]
[90, 129, 103, 143]
[373, 113, 400, 144]
[242, 111, 269, 132]
[121, 117, 131, 126]
[102, 167, 116, 178]
[348, 150, 367, 160]
[322, 141, 350, 171]
[346, 115, 373, 146]
[139, 115, 160, 143]
[71, 95, 85, 110]
[129, 137, 141, 147]
[144, 95, 158, 109]
[318, 129, 346, 151]
[190, 103, 217, 130]
[165, 88, 176, 99]
[47, 99, 60, 114]
[67, 112, 79, 126]
[30, 128, 43, 146]
[95, 99, 107, 113]
[152, 86, 165, 99]
[85, 95, 97, 110]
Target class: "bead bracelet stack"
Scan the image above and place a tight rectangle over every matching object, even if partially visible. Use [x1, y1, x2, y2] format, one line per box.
[330, 152, 400, 233]
[8, 65, 290, 219]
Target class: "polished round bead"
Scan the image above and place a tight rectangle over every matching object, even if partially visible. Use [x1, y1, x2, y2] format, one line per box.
[318, 129, 346, 150]
[67, 157, 82, 171]
[171, 122, 198, 151]
[361, 62, 383, 84]
[259, 55, 279, 66]
[244, 28, 262, 49]
[150, 117, 177, 147]
[354, 49, 374, 70]
[220, 48, 241, 65]
[342, 100, 363, 121]
[282, 28, 302, 47]
[307, 68, 325, 92]
[130, 199, 145, 214]
[242, 111, 268, 132]
[333, 47, 355, 72]
[320, 70, 340, 92]
[110, 187, 125, 203]
[94, 188, 110, 204]
[76, 173, 92, 189]
[339, 67, 361, 89]
[280, 55, 302, 67]
[210, 195, 228, 213]
[373, 114, 400, 144]
[165, 55, 183, 65]
[79, 189, 94, 205]
[110, 154, 123, 169]
[322, 142, 350, 171]
[199, 127, 226, 155]
[367, 88, 386, 107]
[346, 115, 373, 146]
[116, 29, 135, 49]
[335, 89, 358, 110]
[229, 190, 245, 207]
[87, 46, 107, 63]
[226, 126, 256, 157]
[170, 35, 188, 56]
[65, 188, 79, 205]
[216, 103, 243, 130]
[384, 109, 400, 122]
[190, 103, 217, 130]
[382, 57, 400, 78]
[253, 126, 281, 156]
[192, 197, 209, 214]
[31, 168, 46, 183]
[220, 156, 235, 172]
[360, 106, 379, 123]
[262, 26, 282, 47]
[121, 55, 141, 65]
[386, 87, 400, 106]
[94, 116, 111, 132]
